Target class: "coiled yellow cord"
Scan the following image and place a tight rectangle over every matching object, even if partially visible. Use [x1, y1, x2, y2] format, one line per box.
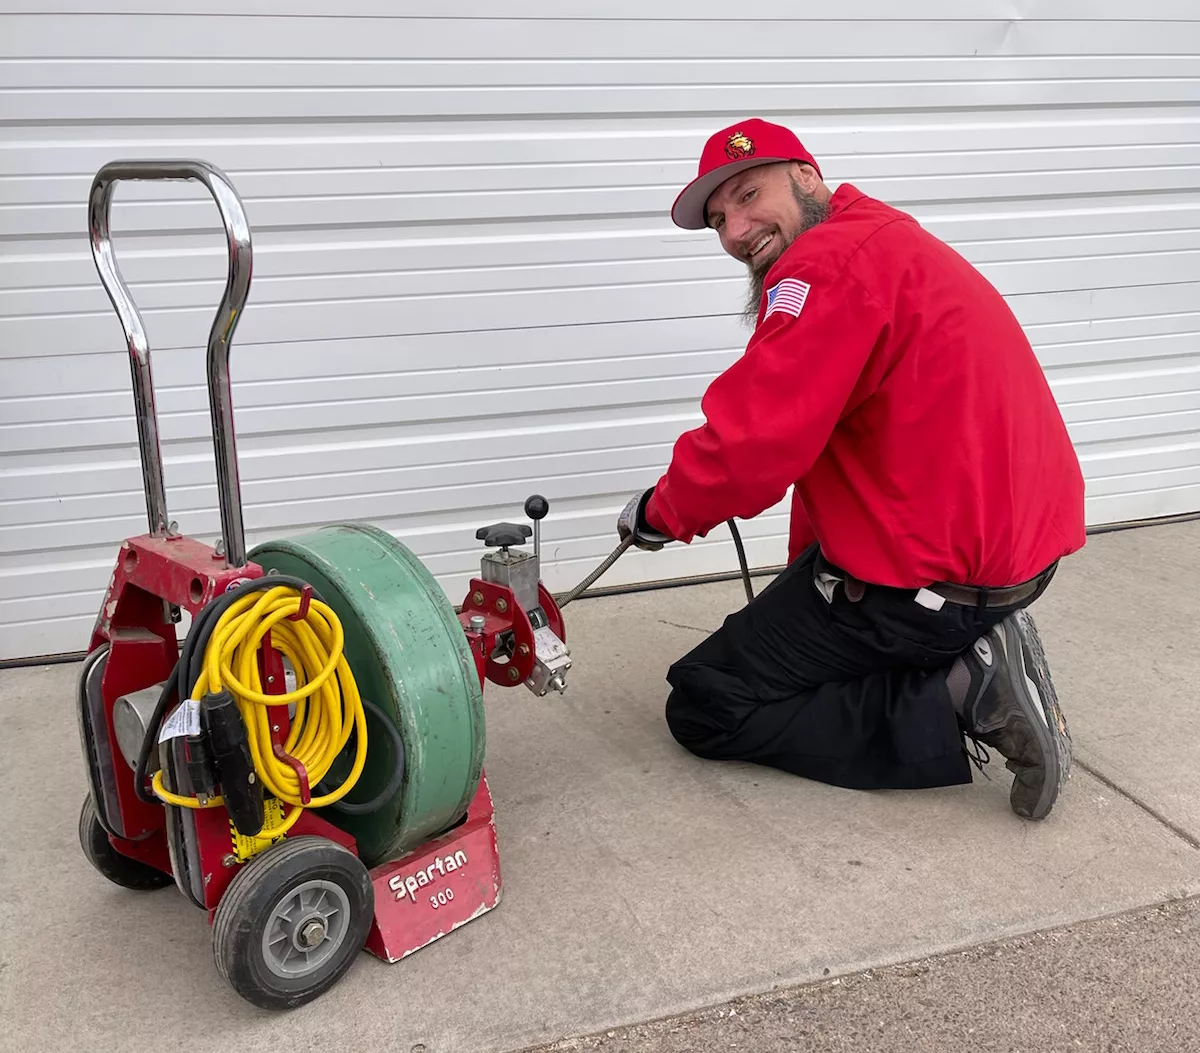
[151, 585, 368, 839]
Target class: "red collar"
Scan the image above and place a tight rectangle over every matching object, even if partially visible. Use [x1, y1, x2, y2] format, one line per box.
[756, 182, 867, 296]
[828, 182, 866, 215]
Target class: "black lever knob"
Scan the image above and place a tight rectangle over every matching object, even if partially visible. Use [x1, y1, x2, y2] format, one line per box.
[524, 494, 549, 521]
[475, 522, 532, 548]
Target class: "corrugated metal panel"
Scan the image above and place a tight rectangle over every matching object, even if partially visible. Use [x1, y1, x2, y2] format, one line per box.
[2, 4, 1199, 659]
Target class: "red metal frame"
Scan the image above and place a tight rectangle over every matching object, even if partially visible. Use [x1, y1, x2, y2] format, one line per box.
[85, 529, 561, 967]
[458, 579, 566, 686]
[89, 536, 263, 849]
[364, 775, 500, 962]
[196, 805, 358, 918]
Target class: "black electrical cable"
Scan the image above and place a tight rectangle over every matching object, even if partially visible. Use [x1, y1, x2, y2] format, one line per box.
[726, 519, 755, 604]
[310, 696, 406, 816]
[132, 665, 179, 805]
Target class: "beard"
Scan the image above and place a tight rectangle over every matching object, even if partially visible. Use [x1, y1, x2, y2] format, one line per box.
[740, 180, 831, 326]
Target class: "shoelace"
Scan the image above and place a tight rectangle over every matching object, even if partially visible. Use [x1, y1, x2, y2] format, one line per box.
[965, 736, 992, 780]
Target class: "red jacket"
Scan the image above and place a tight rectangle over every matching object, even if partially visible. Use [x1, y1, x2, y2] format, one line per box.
[646, 183, 1086, 588]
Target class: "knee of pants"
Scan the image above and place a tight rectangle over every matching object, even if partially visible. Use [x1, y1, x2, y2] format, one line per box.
[664, 688, 699, 743]
[665, 688, 738, 756]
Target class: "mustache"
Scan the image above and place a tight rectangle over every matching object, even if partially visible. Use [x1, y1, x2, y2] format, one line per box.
[735, 229, 777, 262]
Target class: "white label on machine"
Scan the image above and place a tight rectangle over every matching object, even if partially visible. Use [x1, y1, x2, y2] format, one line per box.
[533, 626, 569, 662]
[159, 699, 201, 742]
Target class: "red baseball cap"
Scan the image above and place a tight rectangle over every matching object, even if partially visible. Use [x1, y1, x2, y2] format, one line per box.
[670, 118, 823, 230]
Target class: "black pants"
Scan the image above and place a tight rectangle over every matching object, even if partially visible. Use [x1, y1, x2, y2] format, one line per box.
[664, 544, 1055, 790]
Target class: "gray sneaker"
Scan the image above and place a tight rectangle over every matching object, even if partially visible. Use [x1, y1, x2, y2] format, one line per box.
[959, 610, 1071, 820]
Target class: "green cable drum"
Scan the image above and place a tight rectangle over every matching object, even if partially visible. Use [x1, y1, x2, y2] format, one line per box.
[248, 523, 484, 867]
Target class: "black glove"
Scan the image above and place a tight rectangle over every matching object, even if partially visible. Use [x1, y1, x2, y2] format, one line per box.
[617, 488, 673, 552]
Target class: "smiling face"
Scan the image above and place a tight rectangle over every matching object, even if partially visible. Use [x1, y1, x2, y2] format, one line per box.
[704, 160, 832, 322]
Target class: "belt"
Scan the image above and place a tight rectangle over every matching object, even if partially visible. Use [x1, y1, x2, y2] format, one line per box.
[815, 551, 1057, 609]
[925, 564, 1056, 610]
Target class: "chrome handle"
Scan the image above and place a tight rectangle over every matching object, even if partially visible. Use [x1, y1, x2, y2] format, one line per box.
[88, 160, 253, 567]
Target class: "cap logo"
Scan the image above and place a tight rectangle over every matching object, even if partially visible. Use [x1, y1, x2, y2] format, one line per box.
[724, 132, 755, 160]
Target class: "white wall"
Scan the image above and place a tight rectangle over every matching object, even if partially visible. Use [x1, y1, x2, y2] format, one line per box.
[3, 2, 1199, 659]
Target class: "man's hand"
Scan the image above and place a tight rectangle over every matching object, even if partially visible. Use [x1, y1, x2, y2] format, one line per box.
[617, 488, 673, 552]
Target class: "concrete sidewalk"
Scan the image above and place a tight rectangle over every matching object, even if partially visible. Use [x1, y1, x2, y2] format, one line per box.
[1, 521, 1197, 1053]
[524, 896, 1200, 1053]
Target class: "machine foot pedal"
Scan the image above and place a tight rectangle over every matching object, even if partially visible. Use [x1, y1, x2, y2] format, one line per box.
[364, 774, 501, 963]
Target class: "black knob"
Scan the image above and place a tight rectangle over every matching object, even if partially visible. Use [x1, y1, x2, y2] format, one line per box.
[524, 494, 549, 521]
[475, 522, 532, 548]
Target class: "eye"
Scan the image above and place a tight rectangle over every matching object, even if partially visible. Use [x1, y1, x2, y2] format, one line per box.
[710, 215, 725, 231]
[740, 187, 757, 205]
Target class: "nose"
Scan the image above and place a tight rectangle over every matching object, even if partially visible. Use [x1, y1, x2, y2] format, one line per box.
[722, 208, 756, 256]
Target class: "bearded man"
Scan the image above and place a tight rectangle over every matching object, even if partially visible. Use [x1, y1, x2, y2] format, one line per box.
[616, 119, 1086, 820]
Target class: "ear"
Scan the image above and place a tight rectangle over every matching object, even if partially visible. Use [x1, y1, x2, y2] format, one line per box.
[789, 160, 822, 194]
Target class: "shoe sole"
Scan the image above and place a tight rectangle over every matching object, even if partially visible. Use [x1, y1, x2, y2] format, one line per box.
[998, 614, 1066, 820]
[1014, 608, 1072, 780]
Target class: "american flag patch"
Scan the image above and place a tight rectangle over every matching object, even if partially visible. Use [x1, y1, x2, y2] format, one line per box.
[763, 278, 811, 321]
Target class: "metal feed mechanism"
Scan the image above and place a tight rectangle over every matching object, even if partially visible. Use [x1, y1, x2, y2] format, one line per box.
[76, 160, 572, 1010]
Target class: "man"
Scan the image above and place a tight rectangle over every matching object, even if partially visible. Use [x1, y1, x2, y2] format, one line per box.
[618, 118, 1085, 820]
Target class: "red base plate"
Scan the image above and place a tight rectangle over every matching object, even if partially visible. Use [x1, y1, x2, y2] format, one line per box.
[364, 774, 501, 963]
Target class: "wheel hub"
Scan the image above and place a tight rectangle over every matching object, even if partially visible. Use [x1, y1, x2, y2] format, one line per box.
[298, 919, 326, 949]
[262, 878, 351, 979]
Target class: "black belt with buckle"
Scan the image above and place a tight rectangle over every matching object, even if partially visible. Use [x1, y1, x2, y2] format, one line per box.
[926, 563, 1058, 610]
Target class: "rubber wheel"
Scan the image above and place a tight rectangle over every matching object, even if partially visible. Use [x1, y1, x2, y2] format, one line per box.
[78, 795, 173, 891]
[212, 836, 374, 1010]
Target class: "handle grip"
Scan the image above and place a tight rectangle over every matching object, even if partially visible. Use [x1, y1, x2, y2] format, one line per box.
[524, 493, 549, 562]
[88, 160, 253, 567]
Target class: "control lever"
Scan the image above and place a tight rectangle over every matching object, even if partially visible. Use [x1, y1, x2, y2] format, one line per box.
[524, 494, 548, 564]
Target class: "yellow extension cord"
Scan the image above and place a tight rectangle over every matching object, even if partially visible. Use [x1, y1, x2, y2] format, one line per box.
[151, 585, 368, 840]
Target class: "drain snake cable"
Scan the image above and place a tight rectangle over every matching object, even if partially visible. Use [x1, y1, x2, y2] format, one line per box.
[556, 519, 755, 609]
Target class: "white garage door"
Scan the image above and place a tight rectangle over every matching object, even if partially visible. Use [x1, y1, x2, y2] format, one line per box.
[3, 3, 1200, 661]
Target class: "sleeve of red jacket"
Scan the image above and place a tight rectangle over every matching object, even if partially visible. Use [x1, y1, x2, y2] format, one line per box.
[646, 268, 886, 544]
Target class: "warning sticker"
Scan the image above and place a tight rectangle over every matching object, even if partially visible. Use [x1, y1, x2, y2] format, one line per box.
[231, 797, 287, 863]
[533, 625, 569, 662]
[158, 699, 200, 743]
